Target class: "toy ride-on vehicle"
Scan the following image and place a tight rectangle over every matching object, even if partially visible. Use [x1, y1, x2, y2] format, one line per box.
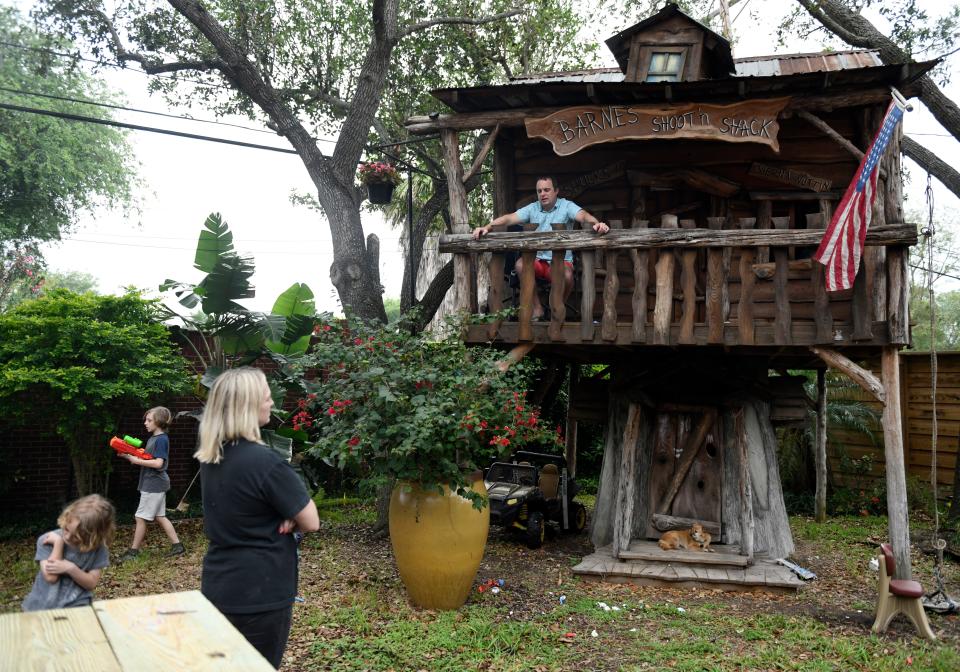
[483, 450, 587, 549]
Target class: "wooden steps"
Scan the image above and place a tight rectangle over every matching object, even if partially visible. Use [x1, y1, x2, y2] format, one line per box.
[573, 544, 805, 592]
[617, 540, 749, 567]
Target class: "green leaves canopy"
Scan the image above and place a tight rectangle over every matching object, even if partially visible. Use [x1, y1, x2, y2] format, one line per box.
[0, 7, 136, 246]
[0, 289, 191, 493]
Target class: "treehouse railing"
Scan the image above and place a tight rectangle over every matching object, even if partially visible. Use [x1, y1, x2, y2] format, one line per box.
[438, 214, 916, 348]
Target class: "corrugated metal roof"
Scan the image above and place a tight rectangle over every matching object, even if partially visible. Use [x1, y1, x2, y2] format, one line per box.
[508, 50, 884, 85]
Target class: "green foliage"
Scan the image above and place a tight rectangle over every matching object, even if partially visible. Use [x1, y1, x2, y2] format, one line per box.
[0, 289, 191, 494]
[159, 213, 318, 378]
[282, 315, 558, 509]
[0, 7, 136, 246]
[0, 244, 45, 313]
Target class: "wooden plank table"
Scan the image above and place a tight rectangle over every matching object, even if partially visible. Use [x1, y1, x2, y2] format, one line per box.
[0, 591, 275, 671]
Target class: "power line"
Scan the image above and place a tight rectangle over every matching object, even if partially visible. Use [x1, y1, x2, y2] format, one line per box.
[0, 100, 301, 155]
[909, 263, 960, 284]
[0, 83, 340, 144]
[56, 236, 406, 256]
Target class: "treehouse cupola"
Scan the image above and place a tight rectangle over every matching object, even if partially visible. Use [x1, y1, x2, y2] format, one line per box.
[407, 3, 934, 591]
[605, 3, 735, 83]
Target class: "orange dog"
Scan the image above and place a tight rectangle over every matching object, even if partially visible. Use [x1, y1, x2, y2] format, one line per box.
[658, 523, 713, 552]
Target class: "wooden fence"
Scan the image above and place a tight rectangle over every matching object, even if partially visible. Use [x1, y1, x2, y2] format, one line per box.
[829, 351, 959, 499]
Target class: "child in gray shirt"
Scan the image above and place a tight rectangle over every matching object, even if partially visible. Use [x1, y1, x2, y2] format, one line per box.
[22, 495, 115, 611]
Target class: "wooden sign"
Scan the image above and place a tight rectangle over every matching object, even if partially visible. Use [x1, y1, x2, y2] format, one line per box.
[749, 162, 831, 192]
[525, 98, 790, 156]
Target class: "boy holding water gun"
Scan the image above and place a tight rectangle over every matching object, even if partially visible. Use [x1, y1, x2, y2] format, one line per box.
[116, 406, 185, 561]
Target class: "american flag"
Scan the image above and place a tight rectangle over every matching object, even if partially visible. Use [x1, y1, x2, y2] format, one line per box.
[813, 97, 906, 292]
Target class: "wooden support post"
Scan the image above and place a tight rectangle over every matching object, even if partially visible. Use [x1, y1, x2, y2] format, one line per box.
[601, 219, 621, 341]
[887, 246, 909, 345]
[735, 408, 754, 564]
[440, 129, 472, 314]
[807, 212, 833, 344]
[737, 218, 756, 345]
[851, 261, 873, 341]
[679, 219, 698, 344]
[772, 216, 792, 345]
[548, 248, 566, 342]
[815, 368, 828, 523]
[518, 251, 536, 342]
[629, 217, 649, 343]
[810, 346, 885, 403]
[653, 214, 678, 345]
[706, 216, 726, 344]
[613, 402, 642, 559]
[565, 364, 579, 478]
[657, 408, 718, 513]
[580, 243, 596, 341]
[486, 254, 505, 341]
[882, 346, 912, 579]
[756, 200, 772, 264]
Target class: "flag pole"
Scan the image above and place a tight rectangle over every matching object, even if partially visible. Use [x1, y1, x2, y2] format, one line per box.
[890, 86, 914, 112]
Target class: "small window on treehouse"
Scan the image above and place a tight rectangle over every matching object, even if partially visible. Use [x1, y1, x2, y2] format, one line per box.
[645, 48, 686, 82]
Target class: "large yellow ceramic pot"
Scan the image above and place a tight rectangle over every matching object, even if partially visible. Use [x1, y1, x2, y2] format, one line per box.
[388, 473, 490, 610]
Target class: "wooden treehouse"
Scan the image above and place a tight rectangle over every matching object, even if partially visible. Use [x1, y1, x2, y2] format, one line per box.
[406, 4, 934, 591]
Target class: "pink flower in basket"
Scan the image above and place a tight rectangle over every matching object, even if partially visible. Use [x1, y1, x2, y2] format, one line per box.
[358, 161, 401, 186]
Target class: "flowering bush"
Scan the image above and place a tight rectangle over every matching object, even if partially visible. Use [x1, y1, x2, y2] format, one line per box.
[357, 161, 401, 186]
[280, 316, 558, 508]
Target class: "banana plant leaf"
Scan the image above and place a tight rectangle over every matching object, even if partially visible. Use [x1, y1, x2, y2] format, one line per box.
[265, 283, 316, 355]
[194, 213, 235, 273]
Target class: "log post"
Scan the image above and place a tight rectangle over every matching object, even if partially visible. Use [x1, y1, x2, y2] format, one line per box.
[486, 254, 505, 340]
[807, 212, 833, 344]
[772, 216, 792, 345]
[737, 218, 756, 345]
[629, 216, 650, 343]
[565, 364, 579, 478]
[679, 219, 698, 344]
[613, 402, 642, 558]
[810, 346, 885, 402]
[735, 408, 755, 564]
[518, 251, 536, 342]
[580, 224, 596, 342]
[548, 247, 566, 342]
[815, 368, 828, 523]
[653, 215, 679, 345]
[851, 261, 873, 341]
[882, 345, 912, 579]
[707, 216, 727, 344]
[887, 246, 909, 345]
[601, 218, 621, 342]
[756, 200, 772, 264]
[440, 129, 472, 314]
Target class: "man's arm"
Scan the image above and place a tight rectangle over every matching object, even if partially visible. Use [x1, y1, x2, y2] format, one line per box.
[472, 211, 523, 239]
[574, 209, 610, 234]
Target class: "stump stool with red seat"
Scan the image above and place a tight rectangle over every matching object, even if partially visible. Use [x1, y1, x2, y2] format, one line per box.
[872, 543, 936, 640]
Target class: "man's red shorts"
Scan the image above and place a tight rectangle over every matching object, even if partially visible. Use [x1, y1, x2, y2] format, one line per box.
[532, 259, 573, 281]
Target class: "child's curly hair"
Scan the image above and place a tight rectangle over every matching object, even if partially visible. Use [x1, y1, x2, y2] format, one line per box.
[57, 495, 116, 552]
[145, 406, 173, 430]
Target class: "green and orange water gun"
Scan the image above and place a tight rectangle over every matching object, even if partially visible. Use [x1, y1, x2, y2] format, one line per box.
[109, 435, 154, 461]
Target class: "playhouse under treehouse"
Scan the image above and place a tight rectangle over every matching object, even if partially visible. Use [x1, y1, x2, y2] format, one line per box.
[406, 4, 932, 590]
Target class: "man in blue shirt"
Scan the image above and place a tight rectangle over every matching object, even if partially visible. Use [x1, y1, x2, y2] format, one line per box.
[472, 176, 609, 319]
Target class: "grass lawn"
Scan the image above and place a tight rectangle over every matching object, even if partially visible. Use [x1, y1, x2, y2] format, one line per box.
[2, 500, 958, 671]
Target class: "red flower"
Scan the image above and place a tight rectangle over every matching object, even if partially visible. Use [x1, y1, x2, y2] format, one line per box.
[353, 337, 362, 346]
[348, 436, 360, 446]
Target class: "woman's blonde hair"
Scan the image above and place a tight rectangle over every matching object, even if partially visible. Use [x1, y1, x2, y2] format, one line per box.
[58, 494, 116, 552]
[195, 367, 268, 464]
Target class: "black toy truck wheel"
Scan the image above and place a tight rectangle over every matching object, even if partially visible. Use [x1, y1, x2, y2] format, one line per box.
[566, 502, 587, 533]
[526, 511, 545, 549]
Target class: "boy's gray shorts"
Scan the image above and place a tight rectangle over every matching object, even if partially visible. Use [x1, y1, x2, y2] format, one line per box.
[135, 491, 167, 521]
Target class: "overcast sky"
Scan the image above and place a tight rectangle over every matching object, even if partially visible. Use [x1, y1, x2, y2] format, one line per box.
[25, 0, 960, 312]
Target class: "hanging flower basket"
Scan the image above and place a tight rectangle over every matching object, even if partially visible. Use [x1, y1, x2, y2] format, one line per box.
[359, 161, 401, 204]
[367, 182, 395, 204]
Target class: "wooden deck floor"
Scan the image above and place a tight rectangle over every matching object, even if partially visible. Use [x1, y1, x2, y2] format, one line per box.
[573, 542, 806, 593]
